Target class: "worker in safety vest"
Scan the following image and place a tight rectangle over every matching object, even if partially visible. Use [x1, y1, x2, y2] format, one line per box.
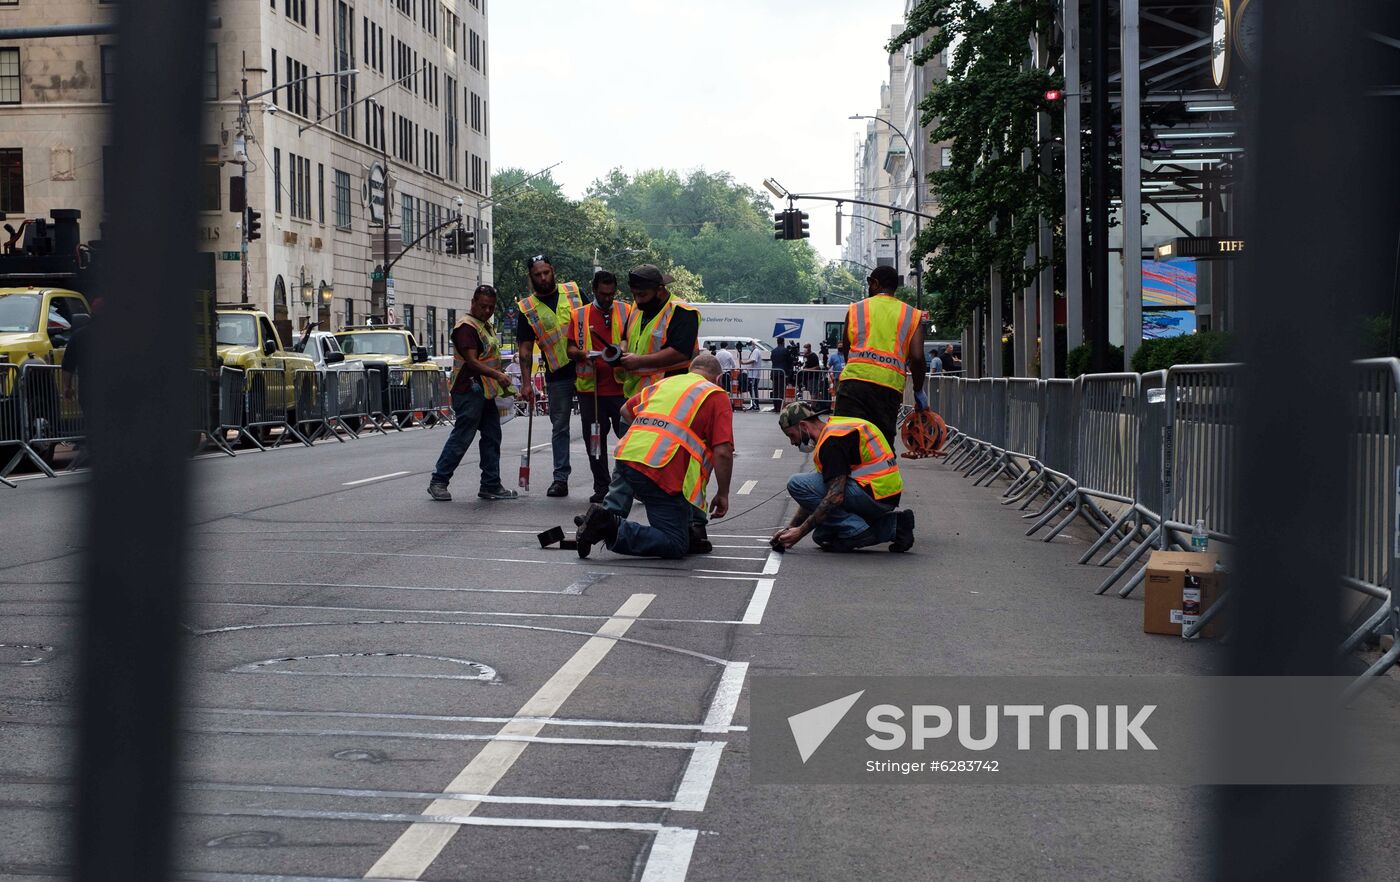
[772, 401, 915, 552]
[516, 254, 587, 497]
[835, 264, 928, 448]
[427, 285, 520, 502]
[576, 353, 734, 560]
[617, 264, 700, 397]
[566, 270, 635, 504]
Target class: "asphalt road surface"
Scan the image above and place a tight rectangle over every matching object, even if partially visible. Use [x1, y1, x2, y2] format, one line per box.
[2, 413, 1399, 881]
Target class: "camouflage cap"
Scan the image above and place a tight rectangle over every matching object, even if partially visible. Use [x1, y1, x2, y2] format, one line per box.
[778, 401, 819, 432]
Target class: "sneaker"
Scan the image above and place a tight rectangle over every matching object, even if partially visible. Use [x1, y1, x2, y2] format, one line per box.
[546, 480, 569, 498]
[478, 486, 519, 500]
[688, 523, 714, 555]
[890, 509, 916, 553]
[427, 482, 452, 501]
[575, 503, 619, 559]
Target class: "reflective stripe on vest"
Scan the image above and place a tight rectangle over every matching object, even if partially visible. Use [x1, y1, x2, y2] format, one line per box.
[451, 315, 506, 398]
[813, 415, 904, 500]
[840, 295, 919, 392]
[622, 297, 699, 398]
[519, 282, 583, 373]
[572, 300, 632, 393]
[615, 373, 720, 508]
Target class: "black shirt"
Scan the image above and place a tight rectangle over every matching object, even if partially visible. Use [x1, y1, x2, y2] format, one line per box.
[636, 297, 700, 378]
[516, 290, 577, 383]
[770, 344, 792, 372]
[818, 429, 900, 506]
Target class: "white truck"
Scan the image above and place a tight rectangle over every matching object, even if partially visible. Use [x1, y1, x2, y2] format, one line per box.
[691, 303, 852, 350]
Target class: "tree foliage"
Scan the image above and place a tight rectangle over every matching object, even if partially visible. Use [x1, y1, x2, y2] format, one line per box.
[890, 0, 1064, 332]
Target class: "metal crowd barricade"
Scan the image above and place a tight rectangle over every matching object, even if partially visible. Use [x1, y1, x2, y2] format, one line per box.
[1014, 377, 1079, 517]
[293, 369, 335, 443]
[217, 366, 258, 449]
[192, 368, 234, 456]
[5, 363, 85, 478]
[434, 368, 453, 424]
[0, 363, 26, 485]
[994, 378, 1043, 495]
[792, 367, 834, 408]
[954, 379, 1009, 484]
[325, 368, 370, 438]
[243, 366, 309, 447]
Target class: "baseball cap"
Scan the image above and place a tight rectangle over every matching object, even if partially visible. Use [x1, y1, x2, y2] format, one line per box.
[778, 401, 820, 432]
[627, 264, 674, 289]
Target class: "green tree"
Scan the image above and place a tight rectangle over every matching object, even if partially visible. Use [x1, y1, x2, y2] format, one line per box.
[890, 0, 1064, 333]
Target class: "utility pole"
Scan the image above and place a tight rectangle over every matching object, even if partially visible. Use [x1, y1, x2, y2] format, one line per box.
[1089, 0, 1111, 371]
[237, 54, 252, 304]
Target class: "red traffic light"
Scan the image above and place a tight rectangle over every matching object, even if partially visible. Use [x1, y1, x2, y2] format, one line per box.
[1044, 89, 1064, 101]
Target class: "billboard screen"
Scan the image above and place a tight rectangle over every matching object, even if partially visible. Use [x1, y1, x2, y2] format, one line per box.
[1142, 258, 1197, 308]
[1144, 309, 1197, 339]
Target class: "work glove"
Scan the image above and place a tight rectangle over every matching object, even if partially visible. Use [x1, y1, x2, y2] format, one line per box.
[914, 391, 929, 412]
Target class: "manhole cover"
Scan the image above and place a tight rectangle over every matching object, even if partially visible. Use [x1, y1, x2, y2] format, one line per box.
[0, 643, 54, 666]
[332, 748, 388, 763]
[232, 652, 498, 682]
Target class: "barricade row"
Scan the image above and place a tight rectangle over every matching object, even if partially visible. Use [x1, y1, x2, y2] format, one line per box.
[931, 361, 1400, 697]
[2, 363, 455, 480]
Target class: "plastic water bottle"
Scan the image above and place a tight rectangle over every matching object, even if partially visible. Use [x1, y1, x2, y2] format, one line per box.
[1191, 519, 1209, 554]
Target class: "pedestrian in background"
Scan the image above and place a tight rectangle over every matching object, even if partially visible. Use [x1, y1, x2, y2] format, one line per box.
[931, 351, 944, 374]
[769, 338, 793, 412]
[428, 286, 519, 502]
[715, 340, 739, 402]
[826, 345, 845, 399]
[742, 342, 762, 411]
[801, 343, 819, 398]
[516, 254, 585, 498]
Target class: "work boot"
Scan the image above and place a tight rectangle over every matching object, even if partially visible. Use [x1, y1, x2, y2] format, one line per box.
[478, 486, 520, 500]
[576, 504, 619, 559]
[427, 482, 451, 501]
[589, 485, 608, 504]
[890, 510, 916, 553]
[688, 523, 714, 555]
[547, 480, 569, 498]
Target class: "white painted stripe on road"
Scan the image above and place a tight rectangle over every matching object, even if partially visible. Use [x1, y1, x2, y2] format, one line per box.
[364, 592, 654, 880]
[192, 726, 707, 750]
[220, 805, 685, 834]
[198, 706, 747, 733]
[741, 579, 775, 625]
[343, 471, 411, 486]
[195, 781, 675, 810]
[701, 662, 749, 734]
[771, 448, 783, 459]
[191, 600, 754, 627]
[671, 741, 725, 812]
[640, 827, 701, 882]
[737, 479, 758, 495]
[761, 549, 783, 575]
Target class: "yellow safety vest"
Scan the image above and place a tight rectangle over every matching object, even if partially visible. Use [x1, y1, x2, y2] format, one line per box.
[622, 296, 700, 398]
[452, 314, 507, 399]
[615, 373, 721, 510]
[517, 281, 583, 373]
[839, 295, 919, 393]
[813, 416, 904, 501]
[569, 300, 634, 394]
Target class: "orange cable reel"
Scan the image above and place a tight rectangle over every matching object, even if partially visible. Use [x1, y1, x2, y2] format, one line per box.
[900, 408, 948, 459]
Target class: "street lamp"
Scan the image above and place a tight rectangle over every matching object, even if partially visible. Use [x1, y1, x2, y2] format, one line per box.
[850, 113, 923, 310]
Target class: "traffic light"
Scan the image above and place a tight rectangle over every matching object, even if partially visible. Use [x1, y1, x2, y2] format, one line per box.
[774, 211, 786, 240]
[773, 209, 809, 240]
[229, 175, 246, 213]
[445, 228, 459, 255]
[245, 207, 262, 242]
[460, 228, 476, 257]
[796, 210, 810, 239]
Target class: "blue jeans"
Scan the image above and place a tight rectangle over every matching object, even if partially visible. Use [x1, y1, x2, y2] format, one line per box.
[547, 378, 574, 483]
[786, 471, 898, 549]
[609, 465, 692, 559]
[431, 383, 502, 489]
[603, 461, 708, 525]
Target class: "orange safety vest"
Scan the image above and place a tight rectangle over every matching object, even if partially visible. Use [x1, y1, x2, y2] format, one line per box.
[517, 281, 583, 373]
[569, 299, 634, 393]
[813, 416, 904, 500]
[621, 296, 700, 397]
[840, 295, 920, 392]
[451, 314, 507, 399]
[615, 373, 722, 509]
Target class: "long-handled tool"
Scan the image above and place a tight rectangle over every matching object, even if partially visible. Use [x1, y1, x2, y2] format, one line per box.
[519, 370, 535, 491]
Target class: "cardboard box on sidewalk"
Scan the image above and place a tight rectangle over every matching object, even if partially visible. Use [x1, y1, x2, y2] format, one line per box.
[1144, 550, 1225, 637]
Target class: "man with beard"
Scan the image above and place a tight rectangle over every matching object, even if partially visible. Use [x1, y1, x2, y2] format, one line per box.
[566, 270, 634, 503]
[516, 254, 586, 497]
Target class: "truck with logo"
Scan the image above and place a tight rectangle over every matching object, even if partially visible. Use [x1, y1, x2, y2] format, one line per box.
[691, 303, 855, 350]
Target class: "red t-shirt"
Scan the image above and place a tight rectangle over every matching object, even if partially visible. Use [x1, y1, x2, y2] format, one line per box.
[624, 387, 734, 496]
[573, 303, 625, 396]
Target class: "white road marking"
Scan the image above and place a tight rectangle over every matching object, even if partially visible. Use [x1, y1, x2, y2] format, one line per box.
[761, 549, 783, 575]
[364, 592, 654, 880]
[218, 806, 688, 834]
[671, 741, 726, 812]
[641, 828, 701, 882]
[198, 706, 747, 733]
[192, 726, 708, 750]
[701, 662, 749, 734]
[343, 471, 411, 486]
[185, 599, 755, 627]
[737, 479, 758, 495]
[194, 781, 678, 810]
[741, 579, 775, 625]
[771, 448, 783, 459]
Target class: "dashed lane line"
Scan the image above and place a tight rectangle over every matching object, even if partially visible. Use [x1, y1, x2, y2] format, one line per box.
[771, 448, 783, 459]
[737, 479, 758, 495]
[343, 471, 412, 486]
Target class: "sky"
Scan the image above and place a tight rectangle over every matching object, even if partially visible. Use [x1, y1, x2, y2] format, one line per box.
[488, 0, 909, 263]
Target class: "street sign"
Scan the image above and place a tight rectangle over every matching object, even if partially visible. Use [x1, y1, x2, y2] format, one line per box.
[370, 270, 384, 281]
[386, 277, 396, 306]
[892, 218, 902, 236]
[367, 162, 387, 226]
[218, 251, 240, 261]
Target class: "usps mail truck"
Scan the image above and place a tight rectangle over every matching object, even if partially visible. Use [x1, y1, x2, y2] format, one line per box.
[691, 303, 853, 350]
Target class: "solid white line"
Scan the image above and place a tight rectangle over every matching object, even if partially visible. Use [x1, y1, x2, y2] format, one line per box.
[364, 593, 654, 880]
[191, 727, 704, 750]
[701, 662, 749, 734]
[741, 579, 775, 625]
[671, 741, 725, 812]
[640, 827, 701, 882]
[198, 706, 747, 733]
[771, 448, 783, 459]
[223, 806, 681, 833]
[761, 549, 783, 576]
[737, 479, 758, 495]
[343, 471, 411, 486]
[194, 781, 675, 810]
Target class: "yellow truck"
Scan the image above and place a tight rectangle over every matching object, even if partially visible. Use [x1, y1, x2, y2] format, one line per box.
[333, 324, 442, 422]
[215, 305, 315, 427]
[0, 287, 90, 368]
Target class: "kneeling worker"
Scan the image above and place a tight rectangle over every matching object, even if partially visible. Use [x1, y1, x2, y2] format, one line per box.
[576, 353, 734, 559]
[772, 402, 915, 552]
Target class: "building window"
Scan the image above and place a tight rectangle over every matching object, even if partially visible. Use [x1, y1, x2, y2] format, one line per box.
[317, 163, 325, 224]
[335, 2, 355, 136]
[344, 298, 354, 327]
[0, 148, 22, 214]
[273, 148, 282, 213]
[284, 55, 309, 117]
[201, 145, 221, 211]
[469, 91, 481, 133]
[469, 29, 480, 70]
[445, 77, 458, 182]
[288, 153, 312, 220]
[285, 0, 308, 28]
[401, 193, 415, 245]
[204, 44, 219, 101]
[941, 147, 952, 168]
[334, 169, 351, 228]
[100, 46, 118, 104]
[0, 48, 18, 105]
[425, 306, 436, 357]
[402, 303, 414, 338]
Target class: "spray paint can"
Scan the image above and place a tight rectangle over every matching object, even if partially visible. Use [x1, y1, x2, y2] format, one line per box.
[1182, 569, 1202, 640]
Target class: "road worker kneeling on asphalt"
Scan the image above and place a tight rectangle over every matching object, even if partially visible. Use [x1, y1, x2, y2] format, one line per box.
[576, 353, 734, 560]
[772, 402, 915, 553]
